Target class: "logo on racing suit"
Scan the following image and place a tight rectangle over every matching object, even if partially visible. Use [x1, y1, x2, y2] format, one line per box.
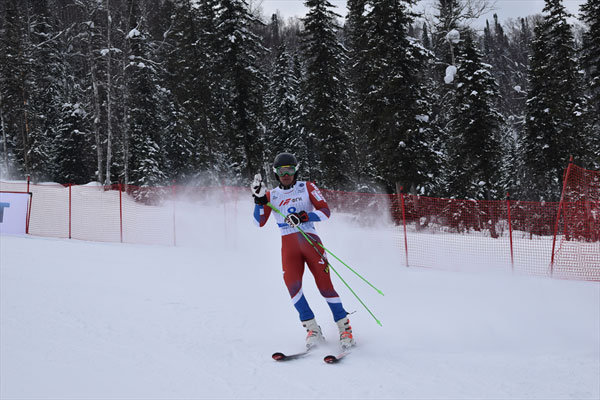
[279, 197, 303, 207]
[311, 187, 324, 202]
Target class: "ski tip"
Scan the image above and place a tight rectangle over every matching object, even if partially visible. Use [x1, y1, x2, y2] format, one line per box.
[323, 355, 338, 364]
[272, 352, 285, 361]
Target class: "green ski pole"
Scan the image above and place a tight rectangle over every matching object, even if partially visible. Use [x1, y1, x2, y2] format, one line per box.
[328, 259, 383, 326]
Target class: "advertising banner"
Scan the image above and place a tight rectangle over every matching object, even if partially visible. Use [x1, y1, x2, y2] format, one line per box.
[0, 192, 31, 235]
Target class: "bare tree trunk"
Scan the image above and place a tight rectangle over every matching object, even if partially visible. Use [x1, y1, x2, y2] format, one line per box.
[122, 66, 129, 186]
[0, 92, 8, 174]
[20, 10, 32, 178]
[121, 42, 129, 185]
[88, 39, 104, 184]
[105, 0, 113, 184]
[21, 85, 30, 176]
[121, 3, 133, 186]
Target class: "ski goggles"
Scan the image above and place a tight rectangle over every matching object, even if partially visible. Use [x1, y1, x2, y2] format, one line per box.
[274, 165, 297, 177]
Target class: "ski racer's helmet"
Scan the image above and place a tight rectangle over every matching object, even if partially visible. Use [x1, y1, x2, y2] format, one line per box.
[273, 152, 300, 182]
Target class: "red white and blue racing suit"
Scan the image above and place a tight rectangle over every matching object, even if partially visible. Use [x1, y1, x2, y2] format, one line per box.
[253, 181, 348, 322]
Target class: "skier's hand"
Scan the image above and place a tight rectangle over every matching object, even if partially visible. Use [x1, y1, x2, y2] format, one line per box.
[251, 174, 268, 205]
[284, 211, 309, 227]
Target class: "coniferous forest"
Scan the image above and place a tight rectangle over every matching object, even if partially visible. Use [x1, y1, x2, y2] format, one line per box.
[0, 0, 598, 201]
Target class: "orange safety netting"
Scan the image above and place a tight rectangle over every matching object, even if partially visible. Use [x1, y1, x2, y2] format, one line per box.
[551, 163, 600, 281]
[322, 189, 562, 278]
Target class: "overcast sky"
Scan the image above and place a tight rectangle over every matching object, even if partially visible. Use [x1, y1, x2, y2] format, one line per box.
[257, 0, 587, 26]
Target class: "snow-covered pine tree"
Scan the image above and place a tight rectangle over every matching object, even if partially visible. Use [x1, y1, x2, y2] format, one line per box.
[345, 0, 374, 190]
[160, 0, 207, 182]
[481, 16, 531, 197]
[0, 0, 68, 181]
[439, 30, 504, 236]
[507, 17, 534, 96]
[215, 0, 267, 183]
[0, 0, 27, 177]
[482, 15, 516, 120]
[52, 102, 94, 183]
[579, 0, 600, 169]
[48, 1, 96, 184]
[292, 50, 303, 87]
[156, 71, 194, 184]
[503, 17, 534, 147]
[445, 30, 503, 200]
[24, 0, 63, 182]
[300, 0, 351, 188]
[265, 13, 282, 51]
[358, 0, 436, 194]
[428, 0, 498, 197]
[419, 21, 445, 198]
[281, 17, 303, 55]
[522, 0, 589, 201]
[124, 5, 168, 189]
[422, 22, 432, 50]
[428, 0, 462, 195]
[195, 0, 227, 181]
[0, 88, 9, 177]
[431, 0, 461, 66]
[497, 21, 534, 196]
[264, 43, 304, 165]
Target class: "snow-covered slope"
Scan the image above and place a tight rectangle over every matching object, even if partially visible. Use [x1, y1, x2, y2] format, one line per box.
[1, 199, 598, 399]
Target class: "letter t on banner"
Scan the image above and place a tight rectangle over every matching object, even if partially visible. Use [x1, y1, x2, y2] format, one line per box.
[0, 192, 31, 235]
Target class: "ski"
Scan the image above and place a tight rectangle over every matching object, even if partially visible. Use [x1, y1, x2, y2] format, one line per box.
[272, 348, 311, 361]
[323, 349, 350, 364]
[273, 347, 351, 363]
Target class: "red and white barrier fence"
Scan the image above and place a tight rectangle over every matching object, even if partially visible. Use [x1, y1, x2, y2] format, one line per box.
[1, 162, 597, 281]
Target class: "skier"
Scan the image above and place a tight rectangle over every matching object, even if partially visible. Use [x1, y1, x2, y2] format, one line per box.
[251, 152, 355, 350]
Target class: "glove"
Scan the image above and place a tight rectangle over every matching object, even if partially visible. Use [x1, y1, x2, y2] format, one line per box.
[251, 174, 268, 205]
[284, 211, 309, 227]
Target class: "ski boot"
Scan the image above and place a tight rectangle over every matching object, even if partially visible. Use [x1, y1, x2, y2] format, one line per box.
[302, 318, 324, 349]
[336, 316, 355, 350]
